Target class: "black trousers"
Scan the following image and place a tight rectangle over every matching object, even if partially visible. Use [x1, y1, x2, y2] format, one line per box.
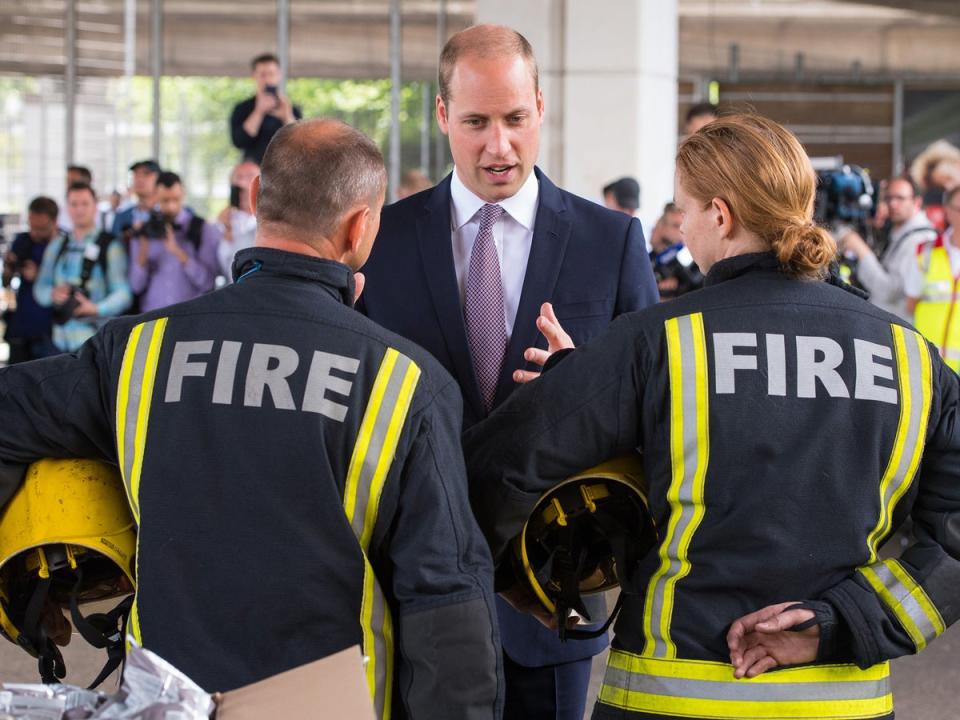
[503, 651, 593, 720]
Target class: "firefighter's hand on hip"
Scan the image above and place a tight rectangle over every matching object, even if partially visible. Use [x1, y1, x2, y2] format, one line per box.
[726, 602, 819, 678]
[514, 302, 575, 384]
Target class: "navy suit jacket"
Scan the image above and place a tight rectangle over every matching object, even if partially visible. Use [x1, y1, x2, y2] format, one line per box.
[358, 167, 658, 666]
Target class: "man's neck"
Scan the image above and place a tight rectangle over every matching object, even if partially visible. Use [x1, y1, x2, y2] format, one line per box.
[255, 234, 341, 263]
[137, 197, 153, 211]
[73, 224, 94, 239]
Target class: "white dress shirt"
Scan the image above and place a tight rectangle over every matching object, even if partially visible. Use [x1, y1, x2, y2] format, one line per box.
[450, 168, 539, 340]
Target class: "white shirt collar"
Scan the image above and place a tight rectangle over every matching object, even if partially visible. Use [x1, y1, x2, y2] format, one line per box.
[450, 167, 539, 231]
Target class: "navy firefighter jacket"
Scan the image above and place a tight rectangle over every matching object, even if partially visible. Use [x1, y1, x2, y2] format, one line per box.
[0, 247, 502, 720]
[465, 252, 960, 720]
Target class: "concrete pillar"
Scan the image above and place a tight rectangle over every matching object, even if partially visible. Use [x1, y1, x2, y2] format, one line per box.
[476, 0, 678, 230]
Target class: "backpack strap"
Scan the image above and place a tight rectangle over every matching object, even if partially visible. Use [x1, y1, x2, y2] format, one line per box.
[52, 232, 71, 267]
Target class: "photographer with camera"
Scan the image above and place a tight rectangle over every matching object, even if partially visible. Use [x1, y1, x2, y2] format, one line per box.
[839, 176, 937, 321]
[111, 159, 161, 240]
[129, 171, 221, 312]
[216, 159, 259, 280]
[1, 197, 58, 363]
[230, 53, 301, 164]
[649, 201, 703, 300]
[33, 183, 131, 353]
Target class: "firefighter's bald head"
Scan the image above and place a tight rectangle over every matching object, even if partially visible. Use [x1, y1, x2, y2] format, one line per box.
[253, 119, 386, 259]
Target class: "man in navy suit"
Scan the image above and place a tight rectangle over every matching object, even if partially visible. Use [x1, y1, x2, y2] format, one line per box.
[358, 24, 658, 719]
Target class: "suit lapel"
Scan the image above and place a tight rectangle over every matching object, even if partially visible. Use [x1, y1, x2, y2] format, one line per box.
[493, 169, 571, 408]
[418, 176, 486, 419]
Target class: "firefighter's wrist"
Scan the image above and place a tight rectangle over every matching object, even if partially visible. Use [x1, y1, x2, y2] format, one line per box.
[787, 599, 855, 663]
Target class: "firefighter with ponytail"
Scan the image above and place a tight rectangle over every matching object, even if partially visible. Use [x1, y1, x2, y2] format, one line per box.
[466, 114, 960, 720]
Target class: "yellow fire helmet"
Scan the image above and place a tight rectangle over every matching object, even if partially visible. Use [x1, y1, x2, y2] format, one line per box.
[0, 458, 136, 686]
[513, 454, 656, 640]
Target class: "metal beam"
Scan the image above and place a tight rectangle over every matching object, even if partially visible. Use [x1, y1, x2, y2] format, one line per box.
[433, 0, 447, 181]
[892, 80, 904, 175]
[124, 0, 136, 77]
[151, 0, 163, 160]
[65, 0, 77, 165]
[277, 0, 290, 92]
[420, 81, 430, 175]
[389, 0, 401, 203]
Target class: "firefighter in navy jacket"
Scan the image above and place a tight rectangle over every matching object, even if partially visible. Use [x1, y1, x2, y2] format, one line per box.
[0, 120, 501, 720]
[464, 115, 960, 720]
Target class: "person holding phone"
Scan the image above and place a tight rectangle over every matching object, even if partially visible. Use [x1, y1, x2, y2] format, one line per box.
[230, 53, 302, 164]
[217, 159, 260, 280]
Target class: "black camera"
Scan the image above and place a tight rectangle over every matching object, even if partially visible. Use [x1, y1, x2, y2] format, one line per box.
[140, 209, 169, 240]
[52, 287, 80, 325]
[52, 241, 102, 325]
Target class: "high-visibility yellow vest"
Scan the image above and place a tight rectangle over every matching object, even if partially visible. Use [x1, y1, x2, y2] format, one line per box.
[914, 237, 960, 372]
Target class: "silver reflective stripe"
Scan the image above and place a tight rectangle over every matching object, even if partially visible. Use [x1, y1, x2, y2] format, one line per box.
[349, 354, 414, 541]
[602, 666, 890, 702]
[870, 562, 941, 647]
[370, 576, 389, 719]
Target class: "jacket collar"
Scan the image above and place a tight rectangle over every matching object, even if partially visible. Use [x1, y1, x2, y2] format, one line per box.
[232, 246, 356, 306]
[704, 251, 781, 286]
[704, 250, 868, 299]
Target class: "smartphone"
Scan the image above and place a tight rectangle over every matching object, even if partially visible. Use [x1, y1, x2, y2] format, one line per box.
[265, 84, 278, 97]
[229, 185, 242, 209]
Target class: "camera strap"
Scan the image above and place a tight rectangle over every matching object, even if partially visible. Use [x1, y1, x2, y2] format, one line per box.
[55, 231, 114, 293]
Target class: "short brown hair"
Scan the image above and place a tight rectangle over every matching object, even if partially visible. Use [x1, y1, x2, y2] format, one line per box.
[886, 175, 921, 199]
[257, 119, 386, 238]
[251, 53, 279, 70]
[438, 24, 538, 104]
[676, 114, 836, 280]
[66, 182, 96, 201]
[27, 196, 59, 221]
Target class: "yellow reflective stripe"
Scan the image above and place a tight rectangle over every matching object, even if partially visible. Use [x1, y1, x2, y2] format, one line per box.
[128, 599, 142, 645]
[129, 318, 167, 511]
[866, 326, 932, 563]
[359, 361, 421, 550]
[643, 313, 710, 658]
[343, 348, 421, 720]
[115, 318, 169, 651]
[360, 554, 394, 719]
[859, 559, 945, 652]
[116, 321, 146, 518]
[344, 350, 399, 527]
[599, 651, 892, 719]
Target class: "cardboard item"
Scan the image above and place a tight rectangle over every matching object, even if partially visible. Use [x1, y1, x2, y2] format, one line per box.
[214, 646, 375, 720]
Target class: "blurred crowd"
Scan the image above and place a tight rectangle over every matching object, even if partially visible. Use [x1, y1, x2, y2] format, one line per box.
[3, 60, 959, 373]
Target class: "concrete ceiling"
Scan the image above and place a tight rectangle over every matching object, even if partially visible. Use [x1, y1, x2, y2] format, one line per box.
[0, 0, 958, 80]
[837, 1, 960, 18]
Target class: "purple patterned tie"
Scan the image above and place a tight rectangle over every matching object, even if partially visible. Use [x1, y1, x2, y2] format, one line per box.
[464, 203, 507, 413]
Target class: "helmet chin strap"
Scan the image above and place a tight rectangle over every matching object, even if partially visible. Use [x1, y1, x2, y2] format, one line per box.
[20, 575, 66, 684]
[69, 566, 133, 689]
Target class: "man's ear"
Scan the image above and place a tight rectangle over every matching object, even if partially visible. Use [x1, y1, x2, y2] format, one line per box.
[436, 95, 450, 135]
[345, 206, 372, 255]
[249, 175, 261, 215]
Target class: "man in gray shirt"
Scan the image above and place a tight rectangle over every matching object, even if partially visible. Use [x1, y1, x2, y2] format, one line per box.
[842, 176, 937, 320]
